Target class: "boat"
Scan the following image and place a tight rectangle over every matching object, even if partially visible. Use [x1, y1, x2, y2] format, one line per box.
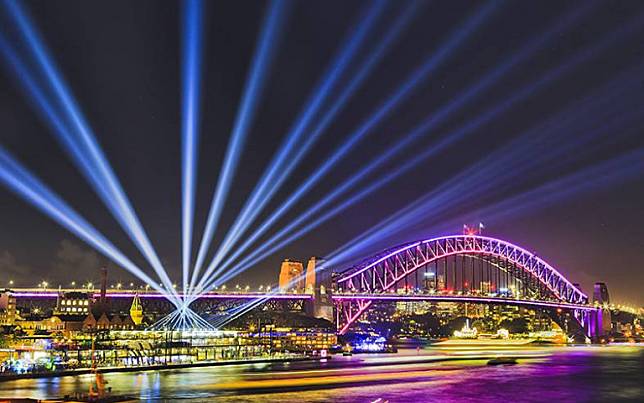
[434, 320, 534, 346]
[487, 357, 518, 366]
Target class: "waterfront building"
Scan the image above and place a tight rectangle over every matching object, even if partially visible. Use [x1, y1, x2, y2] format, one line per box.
[16, 314, 63, 333]
[0, 291, 17, 326]
[130, 294, 144, 326]
[54, 291, 91, 315]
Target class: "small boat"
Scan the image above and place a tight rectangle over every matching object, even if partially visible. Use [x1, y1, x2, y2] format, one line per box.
[487, 357, 517, 366]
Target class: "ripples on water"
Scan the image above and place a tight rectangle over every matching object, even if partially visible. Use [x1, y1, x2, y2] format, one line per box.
[0, 346, 642, 402]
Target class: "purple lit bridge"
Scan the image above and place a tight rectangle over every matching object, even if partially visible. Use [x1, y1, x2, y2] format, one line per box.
[332, 235, 604, 340]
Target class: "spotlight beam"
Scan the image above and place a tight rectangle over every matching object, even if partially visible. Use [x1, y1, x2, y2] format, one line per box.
[1, 2, 179, 299]
[205, 35, 644, 291]
[193, 0, 388, 293]
[190, 0, 289, 293]
[195, 1, 501, 294]
[214, 147, 644, 327]
[197, 12, 636, 293]
[181, 0, 205, 295]
[0, 147, 181, 307]
[327, 99, 642, 268]
[322, 69, 644, 267]
[205, 1, 594, 281]
[200, 0, 422, 282]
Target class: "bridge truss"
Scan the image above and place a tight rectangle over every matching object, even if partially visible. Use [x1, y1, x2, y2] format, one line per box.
[333, 235, 595, 335]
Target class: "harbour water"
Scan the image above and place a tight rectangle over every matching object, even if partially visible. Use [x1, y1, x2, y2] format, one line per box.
[0, 345, 642, 402]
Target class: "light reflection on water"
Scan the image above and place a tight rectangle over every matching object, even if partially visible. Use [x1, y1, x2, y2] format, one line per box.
[0, 346, 641, 402]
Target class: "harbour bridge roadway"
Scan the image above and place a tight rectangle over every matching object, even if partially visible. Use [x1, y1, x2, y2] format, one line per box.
[7, 289, 312, 300]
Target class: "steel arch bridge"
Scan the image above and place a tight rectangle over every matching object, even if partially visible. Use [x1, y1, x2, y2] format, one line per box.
[333, 235, 601, 337]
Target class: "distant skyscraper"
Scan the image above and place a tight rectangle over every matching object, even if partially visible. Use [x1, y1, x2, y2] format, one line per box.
[278, 259, 304, 292]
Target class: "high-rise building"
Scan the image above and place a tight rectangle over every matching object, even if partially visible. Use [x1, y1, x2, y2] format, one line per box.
[279, 259, 304, 292]
[0, 292, 17, 326]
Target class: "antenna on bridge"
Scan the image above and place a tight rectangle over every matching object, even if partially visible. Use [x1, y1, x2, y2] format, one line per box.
[463, 223, 484, 236]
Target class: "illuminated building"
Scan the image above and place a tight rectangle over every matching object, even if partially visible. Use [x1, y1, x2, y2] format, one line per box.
[55, 291, 91, 315]
[130, 294, 144, 326]
[279, 259, 304, 292]
[255, 327, 337, 352]
[0, 291, 17, 326]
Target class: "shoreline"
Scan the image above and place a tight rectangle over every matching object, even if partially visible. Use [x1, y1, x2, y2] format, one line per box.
[0, 355, 323, 382]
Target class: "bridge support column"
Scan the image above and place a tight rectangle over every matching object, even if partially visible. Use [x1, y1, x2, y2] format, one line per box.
[576, 308, 609, 342]
[335, 299, 372, 335]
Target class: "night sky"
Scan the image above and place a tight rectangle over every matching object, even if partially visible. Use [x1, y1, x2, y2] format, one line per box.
[1, 1, 643, 305]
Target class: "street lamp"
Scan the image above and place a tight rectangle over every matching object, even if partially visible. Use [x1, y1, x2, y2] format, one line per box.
[71, 281, 76, 288]
[117, 283, 122, 289]
[8, 280, 14, 286]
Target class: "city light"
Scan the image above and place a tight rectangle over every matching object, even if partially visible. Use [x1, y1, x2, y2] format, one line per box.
[0, 1, 643, 397]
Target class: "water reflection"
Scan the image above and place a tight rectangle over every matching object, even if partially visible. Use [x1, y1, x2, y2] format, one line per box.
[0, 346, 641, 402]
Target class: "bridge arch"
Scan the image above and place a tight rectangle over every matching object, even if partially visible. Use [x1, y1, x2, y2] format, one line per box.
[334, 235, 589, 334]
